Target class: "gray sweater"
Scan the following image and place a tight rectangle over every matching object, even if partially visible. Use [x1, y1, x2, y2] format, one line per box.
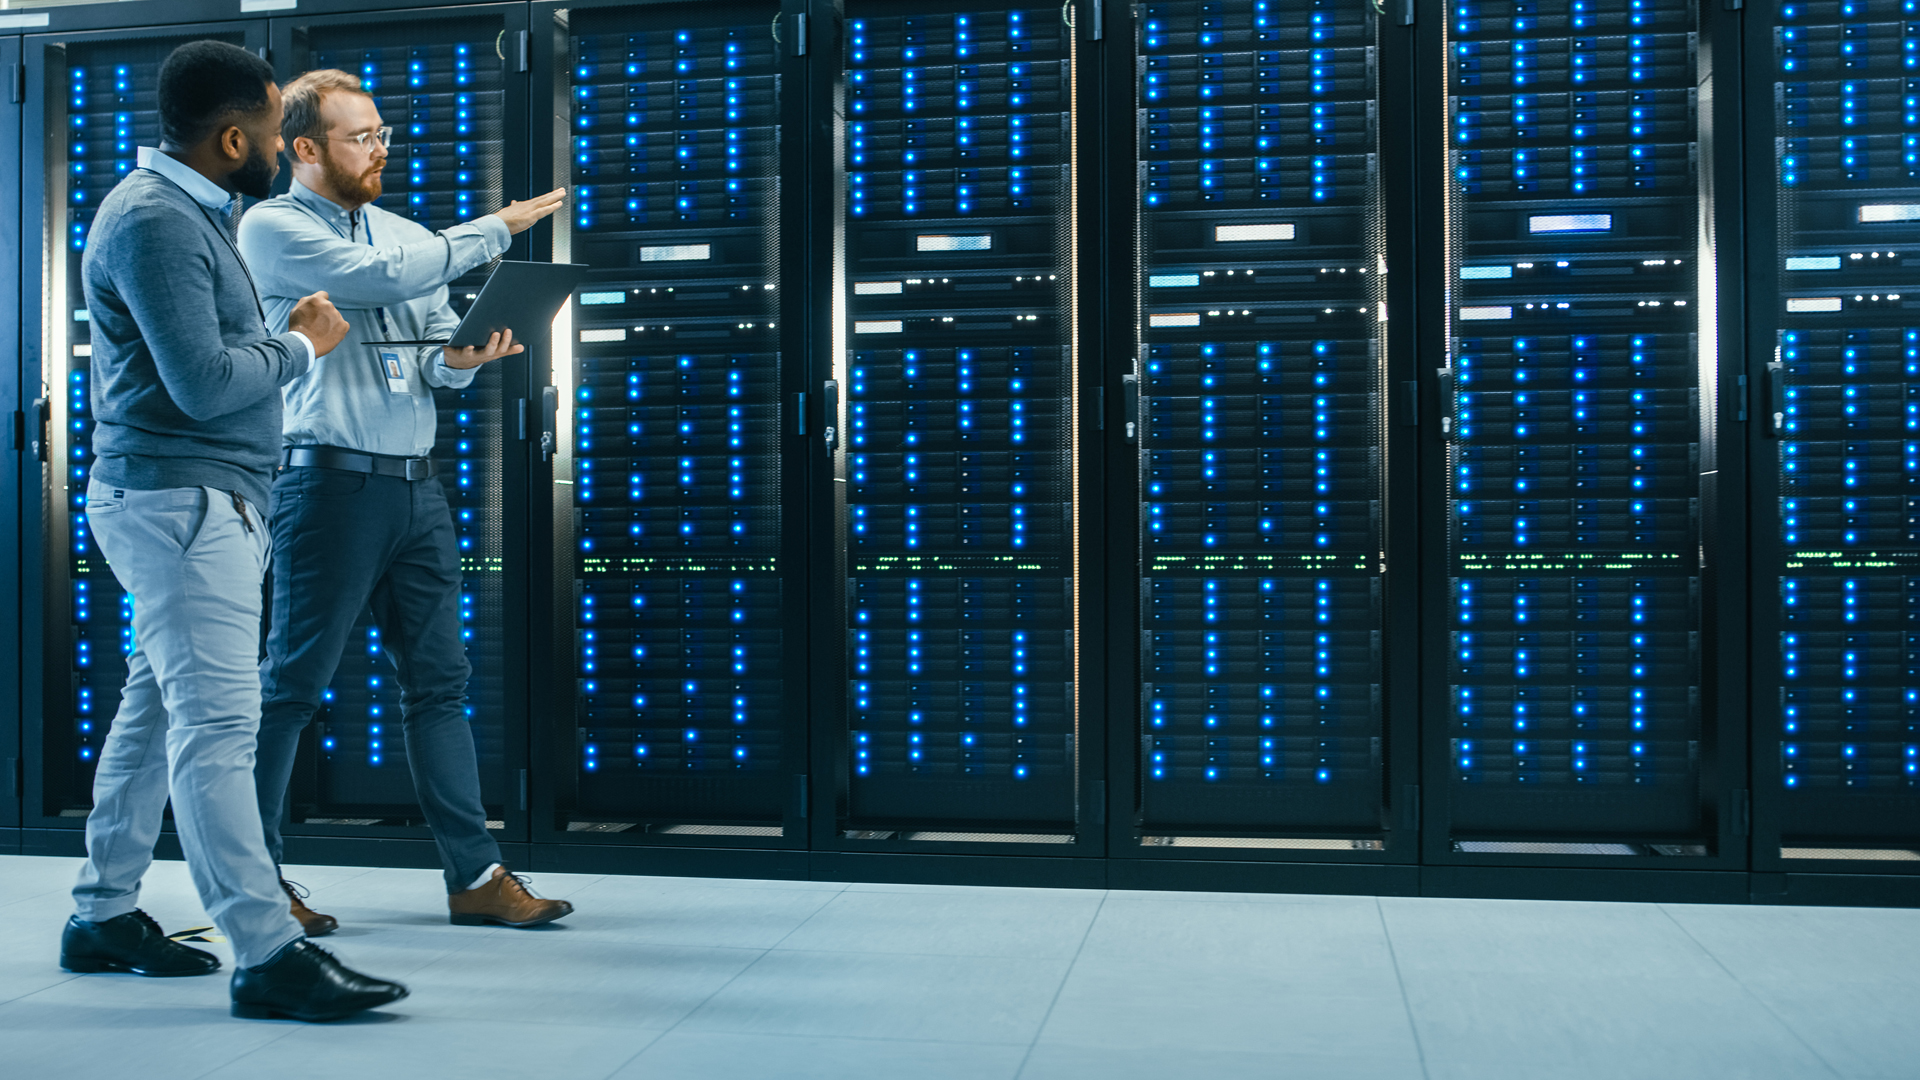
[82, 168, 311, 508]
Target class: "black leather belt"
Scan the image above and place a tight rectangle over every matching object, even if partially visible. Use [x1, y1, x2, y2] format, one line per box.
[282, 445, 436, 480]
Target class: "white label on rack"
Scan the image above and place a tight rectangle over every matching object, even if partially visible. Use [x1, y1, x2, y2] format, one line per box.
[1784, 256, 1842, 271]
[579, 292, 625, 305]
[0, 13, 52, 28]
[1215, 223, 1295, 242]
[1858, 204, 1920, 223]
[1149, 274, 1201, 287]
[639, 243, 711, 262]
[854, 320, 904, 334]
[579, 328, 628, 343]
[917, 234, 991, 252]
[854, 281, 904, 295]
[73, 309, 90, 322]
[1459, 306, 1515, 321]
[72, 344, 92, 357]
[239, 0, 297, 11]
[1529, 214, 1612, 233]
[1149, 312, 1202, 328]
[1785, 297, 1843, 313]
[1460, 265, 1514, 279]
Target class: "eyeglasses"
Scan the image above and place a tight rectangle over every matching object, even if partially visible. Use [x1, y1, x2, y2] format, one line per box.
[311, 125, 392, 151]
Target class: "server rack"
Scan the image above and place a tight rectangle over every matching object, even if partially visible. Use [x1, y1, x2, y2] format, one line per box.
[262, 2, 534, 852]
[1, 32, 21, 846]
[528, 0, 813, 854]
[1117, 0, 1422, 873]
[1749, 0, 1920, 879]
[1423, 0, 1745, 877]
[827, 0, 1089, 851]
[18, 17, 268, 841]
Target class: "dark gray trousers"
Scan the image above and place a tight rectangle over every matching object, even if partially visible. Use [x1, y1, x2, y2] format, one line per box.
[255, 466, 500, 893]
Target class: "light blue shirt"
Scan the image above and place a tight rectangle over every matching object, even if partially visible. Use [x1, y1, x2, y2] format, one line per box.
[136, 146, 315, 367]
[236, 177, 510, 457]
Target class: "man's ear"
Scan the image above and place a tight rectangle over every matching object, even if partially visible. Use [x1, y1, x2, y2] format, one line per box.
[217, 122, 248, 164]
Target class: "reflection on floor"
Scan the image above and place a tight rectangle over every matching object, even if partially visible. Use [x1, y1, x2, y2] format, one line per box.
[0, 853, 1914, 1080]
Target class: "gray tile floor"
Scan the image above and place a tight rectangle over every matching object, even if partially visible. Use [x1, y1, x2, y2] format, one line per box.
[0, 854, 1915, 1080]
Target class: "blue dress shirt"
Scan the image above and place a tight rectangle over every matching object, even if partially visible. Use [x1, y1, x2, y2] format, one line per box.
[236, 177, 510, 457]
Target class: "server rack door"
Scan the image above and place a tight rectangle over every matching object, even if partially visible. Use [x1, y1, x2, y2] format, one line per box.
[0, 32, 20, 840]
[267, 2, 532, 845]
[1752, 0, 1920, 871]
[529, 0, 809, 847]
[19, 20, 267, 837]
[1430, 0, 1732, 860]
[1124, 0, 1411, 858]
[832, 2, 1085, 845]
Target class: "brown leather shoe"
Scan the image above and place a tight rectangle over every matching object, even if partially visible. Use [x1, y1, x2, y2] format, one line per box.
[283, 879, 339, 938]
[448, 866, 574, 928]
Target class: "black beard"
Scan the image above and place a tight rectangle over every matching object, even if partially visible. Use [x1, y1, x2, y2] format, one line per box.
[230, 141, 277, 200]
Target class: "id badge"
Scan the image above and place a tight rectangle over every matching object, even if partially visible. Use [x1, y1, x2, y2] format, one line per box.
[378, 349, 411, 395]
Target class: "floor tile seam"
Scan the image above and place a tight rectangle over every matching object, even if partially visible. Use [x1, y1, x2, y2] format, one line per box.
[1655, 903, 1847, 1079]
[1013, 889, 1110, 1080]
[0, 972, 83, 1007]
[184, 1022, 308, 1080]
[595, 1027, 673, 1080]
[665, 1023, 1035, 1048]
[762, 944, 1097, 960]
[1374, 895, 1434, 1080]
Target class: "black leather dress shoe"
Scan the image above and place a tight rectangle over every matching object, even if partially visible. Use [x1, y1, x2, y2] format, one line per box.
[60, 910, 220, 977]
[230, 939, 408, 1022]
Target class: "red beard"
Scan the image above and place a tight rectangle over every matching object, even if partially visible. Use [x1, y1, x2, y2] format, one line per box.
[321, 149, 384, 206]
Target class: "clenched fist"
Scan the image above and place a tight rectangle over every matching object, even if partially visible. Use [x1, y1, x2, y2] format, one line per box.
[288, 291, 350, 357]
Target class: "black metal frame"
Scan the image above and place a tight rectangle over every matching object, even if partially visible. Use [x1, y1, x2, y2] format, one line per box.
[521, 0, 816, 866]
[7, 0, 1920, 907]
[17, 13, 271, 849]
[1740, 0, 1920, 904]
[262, 0, 537, 856]
[0, 31, 20, 854]
[1409, 0, 1752, 896]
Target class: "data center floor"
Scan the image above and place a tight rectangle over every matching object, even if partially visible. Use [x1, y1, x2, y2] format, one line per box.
[0, 853, 1913, 1080]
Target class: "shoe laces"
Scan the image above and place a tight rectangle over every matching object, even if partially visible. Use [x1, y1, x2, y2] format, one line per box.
[129, 909, 167, 938]
[281, 879, 312, 901]
[499, 871, 543, 899]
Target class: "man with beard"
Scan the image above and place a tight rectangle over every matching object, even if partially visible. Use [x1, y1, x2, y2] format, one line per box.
[60, 40, 408, 1022]
[237, 69, 570, 934]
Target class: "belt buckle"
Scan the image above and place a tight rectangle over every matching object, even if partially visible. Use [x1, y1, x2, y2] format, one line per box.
[405, 458, 431, 481]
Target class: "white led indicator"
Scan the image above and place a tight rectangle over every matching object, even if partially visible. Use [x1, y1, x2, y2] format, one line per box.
[917, 234, 992, 251]
[639, 243, 712, 262]
[1785, 297, 1843, 313]
[1529, 214, 1613, 233]
[1215, 223, 1295, 242]
[1858, 204, 1920, 223]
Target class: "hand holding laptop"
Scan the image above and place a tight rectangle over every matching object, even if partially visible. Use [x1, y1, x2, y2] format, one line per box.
[443, 328, 523, 370]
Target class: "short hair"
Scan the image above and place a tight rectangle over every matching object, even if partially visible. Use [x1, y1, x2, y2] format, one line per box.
[158, 40, 276, 147]
[280, 69, 368, 148]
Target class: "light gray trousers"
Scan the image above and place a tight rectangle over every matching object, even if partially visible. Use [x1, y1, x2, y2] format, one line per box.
[70, 480, 304, 970]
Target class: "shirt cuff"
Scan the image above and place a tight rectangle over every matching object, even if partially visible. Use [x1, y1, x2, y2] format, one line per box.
[474, 211, 512, 254]
[287, 330, 317, 368]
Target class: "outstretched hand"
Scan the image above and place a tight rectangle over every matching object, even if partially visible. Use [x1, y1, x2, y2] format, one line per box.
[490, 188, 567, 235]
[443, 329, 524, 369]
